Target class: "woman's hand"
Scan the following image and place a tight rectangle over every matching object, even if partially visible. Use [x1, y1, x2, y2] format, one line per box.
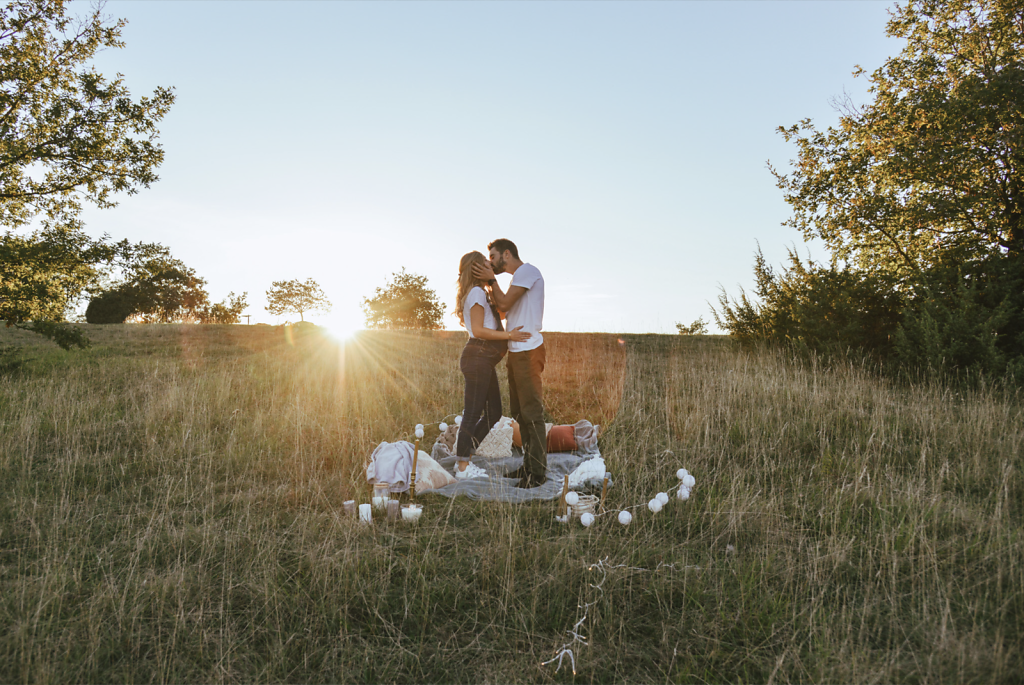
[508, 326, 531, 342]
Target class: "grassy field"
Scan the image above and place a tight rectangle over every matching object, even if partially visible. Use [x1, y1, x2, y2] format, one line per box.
[0, 324, 1021, 683]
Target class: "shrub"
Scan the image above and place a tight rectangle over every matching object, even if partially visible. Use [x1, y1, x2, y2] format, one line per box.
[715, 247, 903, 355]
[895, 256, 1024, 379]
[675, 317, 708, 335]
[85, 287, 136, 324]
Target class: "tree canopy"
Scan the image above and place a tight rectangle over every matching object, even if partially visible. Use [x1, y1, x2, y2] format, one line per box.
[265, 278, 331, 323]
[720, 0, 1024, 380]
[86, 246, 248, 324]
[772, 0, 1023, 280]
[362, 269, 444, 330]
[0, 0, 174, 346]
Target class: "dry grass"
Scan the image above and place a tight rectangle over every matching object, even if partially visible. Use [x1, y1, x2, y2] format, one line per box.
[0, 325, 1020, 683]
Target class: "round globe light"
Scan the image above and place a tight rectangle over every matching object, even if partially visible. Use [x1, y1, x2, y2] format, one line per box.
[656, 492, 669, 505]
[580, 512, 595, 527]
[677, 487, 691, 500]
[648, 498, 663, 513]
[414, 427, 424, 439]
[455, 415, 463, 426]
[682, 474, 696, 487]
[676, 468, 688, 480]
[618, 510, 632, 525]
[564, 491, 580, 506]
[439, 422, 448, 432]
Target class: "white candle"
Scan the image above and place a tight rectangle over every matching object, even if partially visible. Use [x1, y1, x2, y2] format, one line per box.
[358, 503, 372, 523]
[372, 496, 388, 509]
[401, 505, 422, 522]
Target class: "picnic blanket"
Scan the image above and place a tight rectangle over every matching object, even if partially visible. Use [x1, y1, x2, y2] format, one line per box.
[426, 448, 611, 502]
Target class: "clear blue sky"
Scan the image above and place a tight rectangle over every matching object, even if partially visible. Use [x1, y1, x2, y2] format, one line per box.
[77, 0, 900, 334]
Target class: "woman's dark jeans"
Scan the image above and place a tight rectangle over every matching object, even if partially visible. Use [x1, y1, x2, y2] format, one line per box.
[457, 339, 507, 459]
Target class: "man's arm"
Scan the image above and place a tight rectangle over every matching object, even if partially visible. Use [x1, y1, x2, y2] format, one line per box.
[472, 263, 528, 311]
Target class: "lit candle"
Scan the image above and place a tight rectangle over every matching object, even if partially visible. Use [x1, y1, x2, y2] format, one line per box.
[401, 504, 422, 522]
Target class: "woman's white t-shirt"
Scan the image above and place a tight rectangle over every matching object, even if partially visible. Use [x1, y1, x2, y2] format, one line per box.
[463, 286, 498, 338]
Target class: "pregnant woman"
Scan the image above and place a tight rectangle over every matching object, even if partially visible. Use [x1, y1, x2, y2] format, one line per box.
[453, 251, 531, 479]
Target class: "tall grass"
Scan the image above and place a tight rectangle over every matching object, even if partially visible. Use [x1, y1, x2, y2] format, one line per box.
[0, 325, 1019, 682]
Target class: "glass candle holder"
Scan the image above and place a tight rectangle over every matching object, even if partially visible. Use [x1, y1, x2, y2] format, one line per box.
[372, 482, 390, 509]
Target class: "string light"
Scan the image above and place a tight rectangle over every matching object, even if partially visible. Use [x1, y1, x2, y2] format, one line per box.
[541, 557, 702, 674]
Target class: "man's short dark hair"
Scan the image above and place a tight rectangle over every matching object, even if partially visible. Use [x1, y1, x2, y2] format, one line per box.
[488, 239, 519, 260]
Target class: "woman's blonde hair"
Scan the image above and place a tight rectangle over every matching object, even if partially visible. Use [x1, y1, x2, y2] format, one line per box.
[455, 251, 490, 326]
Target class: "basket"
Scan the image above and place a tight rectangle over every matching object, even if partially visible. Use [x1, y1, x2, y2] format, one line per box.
[568, 494, 599, 518]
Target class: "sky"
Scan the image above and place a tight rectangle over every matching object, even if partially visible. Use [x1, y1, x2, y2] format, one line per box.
[75, 0, 902, 336]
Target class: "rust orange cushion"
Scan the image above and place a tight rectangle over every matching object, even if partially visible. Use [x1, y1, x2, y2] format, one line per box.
[546, 425, 577, 452]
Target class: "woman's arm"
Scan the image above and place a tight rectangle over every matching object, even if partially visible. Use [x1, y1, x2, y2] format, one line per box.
[470, 304, 530, 342]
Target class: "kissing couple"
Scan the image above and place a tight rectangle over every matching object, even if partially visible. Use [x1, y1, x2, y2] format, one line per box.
[452, 239, 547, 489]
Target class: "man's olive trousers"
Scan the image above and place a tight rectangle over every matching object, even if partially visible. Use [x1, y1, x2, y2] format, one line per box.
[507, 344, 546, 478]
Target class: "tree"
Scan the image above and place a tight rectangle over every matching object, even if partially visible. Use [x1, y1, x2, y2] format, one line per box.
[0, 0, 174, 345]
[675, 317, 708, 335]
[265, 278, 331, 322]
[771, 0, 1024, 280]
[86, 246, 248, 324]
[196, 292, 247, 324]
[361, 268, 444, 330]
[718, 0, 1024, 381]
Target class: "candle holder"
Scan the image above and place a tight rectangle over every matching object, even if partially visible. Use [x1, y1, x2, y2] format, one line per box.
[411, 439, 420, 500]
[372, 482, 390, 510]
[558, 475, 569, 517]
[358, 503, 372, 524]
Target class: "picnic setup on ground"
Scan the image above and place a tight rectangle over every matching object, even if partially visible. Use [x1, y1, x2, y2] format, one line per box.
[348, 413, 701, 674]
[346, 413, 697, 527]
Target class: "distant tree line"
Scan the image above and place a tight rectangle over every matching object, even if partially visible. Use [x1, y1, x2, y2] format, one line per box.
[85, 245, 247, 324]
[0, 0, 175, 348]
[716, 0, 1024, 382]
[0, 0, 446, 347]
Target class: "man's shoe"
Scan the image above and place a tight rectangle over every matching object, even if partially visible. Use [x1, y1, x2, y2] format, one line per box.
[455, 462, 488, 480]
[515, 474, 547, 489]
[503, 466, 528, 479]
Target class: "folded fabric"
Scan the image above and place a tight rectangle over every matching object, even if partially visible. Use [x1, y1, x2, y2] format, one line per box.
[366, 440, 456, 493]
[573, 420, 601, 454]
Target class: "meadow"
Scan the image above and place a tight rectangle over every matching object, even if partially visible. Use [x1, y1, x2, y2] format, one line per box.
[0, 324, 1021, 683]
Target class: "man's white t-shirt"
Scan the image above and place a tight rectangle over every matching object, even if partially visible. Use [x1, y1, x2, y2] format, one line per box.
[506, 262, 544, 353]
[463, 286, 498, 338]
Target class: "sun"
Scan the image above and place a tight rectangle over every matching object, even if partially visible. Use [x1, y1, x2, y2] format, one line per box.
[321, 312, 364, 342]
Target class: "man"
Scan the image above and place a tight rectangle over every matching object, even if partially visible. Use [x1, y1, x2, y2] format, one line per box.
[473, 239, 547, 488]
